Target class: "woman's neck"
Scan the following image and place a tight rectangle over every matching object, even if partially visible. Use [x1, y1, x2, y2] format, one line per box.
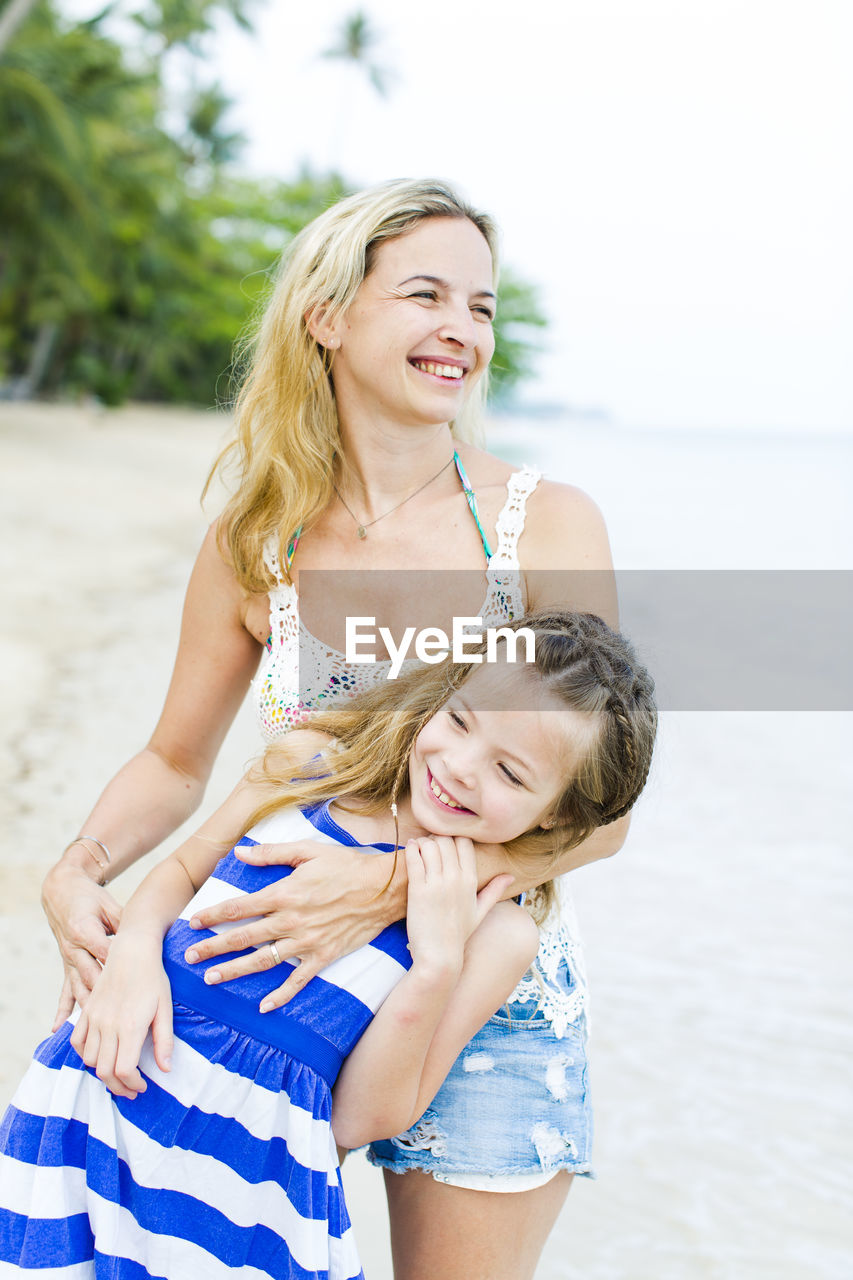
[335, 420, 457, 521]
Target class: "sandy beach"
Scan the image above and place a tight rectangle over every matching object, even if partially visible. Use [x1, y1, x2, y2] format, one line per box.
[1, 402, 851, 1278]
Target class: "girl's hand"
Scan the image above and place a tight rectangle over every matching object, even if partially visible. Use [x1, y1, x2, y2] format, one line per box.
[70, 933, 173, 1101]
[41, 859, 123, 1030]
[183, 841, 405, 1011]
[404, 837, 513, 976]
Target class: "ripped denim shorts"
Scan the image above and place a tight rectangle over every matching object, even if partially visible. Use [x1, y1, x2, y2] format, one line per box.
[367, 960, 594, 1187]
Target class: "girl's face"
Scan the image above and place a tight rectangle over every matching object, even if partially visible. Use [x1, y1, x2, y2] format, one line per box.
[406, 665, 599, 846]
[325, 217, 496, 432]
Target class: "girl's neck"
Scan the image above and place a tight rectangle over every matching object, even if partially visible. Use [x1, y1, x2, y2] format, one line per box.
[327, 795, 426, 849]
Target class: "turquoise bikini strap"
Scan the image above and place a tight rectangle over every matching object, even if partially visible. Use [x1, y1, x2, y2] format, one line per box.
[284, 454, 491, 574]
[285, 527, 302, 573]
[453, 451, 493, 562]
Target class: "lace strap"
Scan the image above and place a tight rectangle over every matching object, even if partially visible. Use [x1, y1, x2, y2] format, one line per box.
[490, 466, 541, 568]
[263, 529, 302, 587]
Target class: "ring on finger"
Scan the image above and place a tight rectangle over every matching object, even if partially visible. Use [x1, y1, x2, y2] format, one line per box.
[268, 941, 282, 966]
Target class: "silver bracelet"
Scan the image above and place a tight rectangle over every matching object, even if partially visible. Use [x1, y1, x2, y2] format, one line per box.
[78, 834, 111, 864]
[63, 835, 112, 884]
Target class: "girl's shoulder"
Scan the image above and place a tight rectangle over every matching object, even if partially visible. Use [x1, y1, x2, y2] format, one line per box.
[267, 726, 336, 764]
[258, 728, 339, 791]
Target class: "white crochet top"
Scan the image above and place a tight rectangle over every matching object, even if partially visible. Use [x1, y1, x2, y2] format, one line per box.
[252, 466, 588, 1035]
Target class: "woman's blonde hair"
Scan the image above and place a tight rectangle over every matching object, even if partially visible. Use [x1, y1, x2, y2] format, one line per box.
[210, 179, 500, 593]
[248, 612, 658, 921]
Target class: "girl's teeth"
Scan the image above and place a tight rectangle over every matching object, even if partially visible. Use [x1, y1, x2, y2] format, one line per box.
[430, 776, 461, 808]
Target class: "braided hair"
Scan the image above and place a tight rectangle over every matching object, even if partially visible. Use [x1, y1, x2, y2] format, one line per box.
[530, 613, 657, 833]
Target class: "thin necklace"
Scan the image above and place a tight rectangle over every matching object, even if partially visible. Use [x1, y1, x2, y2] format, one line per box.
[333, 453, 456, 539]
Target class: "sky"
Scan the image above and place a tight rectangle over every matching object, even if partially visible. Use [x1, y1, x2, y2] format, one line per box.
[68, 0, 853, 433]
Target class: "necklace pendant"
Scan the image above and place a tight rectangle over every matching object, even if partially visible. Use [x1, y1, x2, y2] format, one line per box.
[356, 525, 367, 540]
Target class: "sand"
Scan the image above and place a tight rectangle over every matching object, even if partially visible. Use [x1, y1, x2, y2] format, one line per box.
[1, 402, 851, 1278]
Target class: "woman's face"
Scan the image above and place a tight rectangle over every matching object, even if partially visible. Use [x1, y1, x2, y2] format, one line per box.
[406, 665, 598, 846]
[326, 217, 497, 431]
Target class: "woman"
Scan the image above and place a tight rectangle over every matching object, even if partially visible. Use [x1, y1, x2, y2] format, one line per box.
[42, 179, 625, 1279]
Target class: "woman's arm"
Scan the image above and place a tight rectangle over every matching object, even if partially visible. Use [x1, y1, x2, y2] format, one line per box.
[42, 522, 262, 1024]
[331, 837, 538, 1150]
[180, 812, 627, 1008]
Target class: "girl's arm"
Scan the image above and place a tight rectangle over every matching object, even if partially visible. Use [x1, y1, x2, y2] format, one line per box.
[42, 521, 262, 1025]
[68, 763, 284, 1102]
[331, 836, 538, 1150]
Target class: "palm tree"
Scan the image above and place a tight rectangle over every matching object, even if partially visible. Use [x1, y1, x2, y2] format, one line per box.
[321, 9, 392, 171]
[133, 0, 256, 53]
[321, 9, 391, 97]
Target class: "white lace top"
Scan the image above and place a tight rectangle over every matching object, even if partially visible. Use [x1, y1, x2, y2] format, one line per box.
[252, 466, 588, 1035]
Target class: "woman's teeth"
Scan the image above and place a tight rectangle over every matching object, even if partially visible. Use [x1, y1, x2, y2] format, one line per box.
[430, 775, 463, 808]
[413, 361, 464, 380]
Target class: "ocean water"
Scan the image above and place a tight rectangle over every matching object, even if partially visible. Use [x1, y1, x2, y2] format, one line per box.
[489, 416, 853, 1279]
[490, 413, 853, 570]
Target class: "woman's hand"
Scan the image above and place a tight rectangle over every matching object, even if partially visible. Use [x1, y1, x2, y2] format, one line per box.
[183, 840, 406, 1011]
[70, 932, 173, 1101]
[41, 858, 123, 1030]
[404, 836, 513, 976]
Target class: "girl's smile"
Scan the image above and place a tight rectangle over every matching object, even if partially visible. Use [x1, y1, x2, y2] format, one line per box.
[404, 664, 601, 847]
[425, 766, 474, 814]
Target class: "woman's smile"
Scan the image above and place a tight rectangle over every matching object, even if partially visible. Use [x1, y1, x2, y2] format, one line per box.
[328, 217, 496, 431]
[408, 357, 468, 384]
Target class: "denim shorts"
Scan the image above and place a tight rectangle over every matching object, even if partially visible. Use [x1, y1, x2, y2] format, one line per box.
[367, 961, 594, 1186]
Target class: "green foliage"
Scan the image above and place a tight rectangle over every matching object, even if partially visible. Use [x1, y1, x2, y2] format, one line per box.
[133, 0, 256, 52]
[0, 1, 546, 406]
[491, 270, 547, 402]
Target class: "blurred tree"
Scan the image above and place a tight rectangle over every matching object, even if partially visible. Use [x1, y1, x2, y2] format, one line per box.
[185, 82, 245, 167]
[0, 0, 40, 54]
[321, 9, 391, 98]
[490, 270, 548, 401]
[132, 0, 255, 53]
[0, 2, 545, 405]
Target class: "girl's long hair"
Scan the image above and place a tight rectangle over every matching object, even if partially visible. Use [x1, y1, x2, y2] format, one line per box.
[208, 179, 500, 593]
[247, 613, 658, 920]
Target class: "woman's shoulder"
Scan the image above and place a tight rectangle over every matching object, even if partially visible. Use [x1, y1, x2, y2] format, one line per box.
[525, 476, 609, 539]
[455, 442, 600, 508]
[453, 441, 517, 487]
[456, 444, 612, 571]
[520, 480, 617, 621]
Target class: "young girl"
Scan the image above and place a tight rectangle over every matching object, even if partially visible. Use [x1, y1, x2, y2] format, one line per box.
[1, 613, 656, 1279]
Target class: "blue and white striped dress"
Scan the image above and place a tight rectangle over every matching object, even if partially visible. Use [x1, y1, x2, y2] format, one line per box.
[0, 802, 411, 1279]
